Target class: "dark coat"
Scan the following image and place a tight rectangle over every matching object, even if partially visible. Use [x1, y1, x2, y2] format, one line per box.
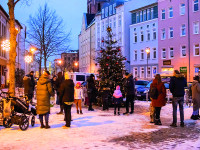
[36, 74, 54, 115]
[192, 80, 200, 111]
[87, 77, 97, 101]
[169, 74, 187, 97]
[23, 75, 35, 96]
[151, 79, 167, 107]
[124, 74, 135, 96]
[59, 79, 74, 103]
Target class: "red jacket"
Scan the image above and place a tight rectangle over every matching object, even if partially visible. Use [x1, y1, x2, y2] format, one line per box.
[150, 79, 166, 107]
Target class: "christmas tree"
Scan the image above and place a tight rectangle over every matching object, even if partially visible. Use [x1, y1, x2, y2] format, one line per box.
[96, 26, 127, 96]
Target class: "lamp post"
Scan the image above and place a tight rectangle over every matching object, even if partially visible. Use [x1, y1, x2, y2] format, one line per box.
[74, 61, 78, 72]
[145, 47, 150, 79]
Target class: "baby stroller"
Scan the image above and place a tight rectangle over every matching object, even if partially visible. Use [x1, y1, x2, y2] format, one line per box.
[0, 92, 37, 131]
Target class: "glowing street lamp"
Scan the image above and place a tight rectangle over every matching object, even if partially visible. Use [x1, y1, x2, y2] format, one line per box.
[74, 62, 78, 67]
[58, 60, 62, 64]
[30, 47, 36, 54]
[1, 40, 10, 51]
[145, 47, 150, 78]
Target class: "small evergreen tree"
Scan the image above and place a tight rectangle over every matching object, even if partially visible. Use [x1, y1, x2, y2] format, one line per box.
[96, 27, 126, 96]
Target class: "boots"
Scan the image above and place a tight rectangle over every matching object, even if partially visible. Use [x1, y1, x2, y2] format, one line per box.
[191, 115, 199, 120]
[114, 111, 116, 115]
[77, 110, 79, 114]
[40, 121, 45, 128]
[80, 110, 83, 114]
[150, 115, 155, 123]
[45, 122, 51, 129]
[154, 119, 162, 125]
[118, 112, 120, 116]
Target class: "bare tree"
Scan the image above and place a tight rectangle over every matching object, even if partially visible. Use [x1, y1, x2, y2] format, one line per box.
[27, 4, 70, 74]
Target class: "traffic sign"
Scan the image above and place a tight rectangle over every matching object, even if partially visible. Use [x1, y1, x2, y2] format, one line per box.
[195, 68, 199, 73]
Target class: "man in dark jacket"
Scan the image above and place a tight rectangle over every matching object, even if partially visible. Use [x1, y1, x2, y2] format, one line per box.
[59, 72, 74, 128]
[23, 71, 35, 103]
[123, 72, 135, 115]
[169, 70, 187, 127]
[87, 74, 97, 111]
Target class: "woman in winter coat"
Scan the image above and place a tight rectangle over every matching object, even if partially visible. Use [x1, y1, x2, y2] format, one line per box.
[150, 74, 166, 125]
[36, 71, 54, 129]
[191, 76, 200, 120]
[59, 72, 74, 128]
[74, 82, 84, 114]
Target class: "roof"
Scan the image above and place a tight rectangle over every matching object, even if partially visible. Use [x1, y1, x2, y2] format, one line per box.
[15, 19, 23, 29]
[101, 0, 125, 9]
[86, 13, 95, 28]
[0, 5, 9, 19]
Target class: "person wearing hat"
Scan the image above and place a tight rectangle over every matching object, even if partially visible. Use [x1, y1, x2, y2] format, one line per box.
[87, 74, 97, 111]
[59, 72, 74, 128]
[36, 71, 54, 129]
[23, 71, 35, 103]
[191, 76, 200, 120]
[74, 82, 84, 114]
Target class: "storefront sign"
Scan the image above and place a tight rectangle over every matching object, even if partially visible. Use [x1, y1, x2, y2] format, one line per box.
[163, 60, 171, 65]
[180, 67, 187, 73]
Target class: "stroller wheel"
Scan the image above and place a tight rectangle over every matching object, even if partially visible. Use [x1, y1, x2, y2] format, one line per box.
[3, 118, 12, 128]
[19, 116, 29, 131]
[31, 116, 35, 127]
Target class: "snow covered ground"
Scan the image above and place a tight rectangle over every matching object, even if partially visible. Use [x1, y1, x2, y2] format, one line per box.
[0, 100, 200, 150]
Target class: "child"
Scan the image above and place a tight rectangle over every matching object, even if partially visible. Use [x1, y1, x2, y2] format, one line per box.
[74, 82, 84, 114]
[113, 85, 123, 115]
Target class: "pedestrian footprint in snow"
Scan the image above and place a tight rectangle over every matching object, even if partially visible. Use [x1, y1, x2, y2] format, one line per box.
[74, 82, 84, 114]
[113, 85, 123, 115]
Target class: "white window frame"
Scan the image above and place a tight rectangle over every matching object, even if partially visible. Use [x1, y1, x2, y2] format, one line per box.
[147, 30, 150, 41]
[153, 48, 157, 59]
[180, 3, 185, 15]
[151, 8, 154, 19]
[161, 28, 166, 40]
[194, 44, 200, 56]
[162, 48, 166, 59]
[105, 7, 108, 18]
[141, 31, 144, 42]
[134, 32, 137, 43]
[136, 12, 140, 23]
[140, 67, 144, 78]
[118, 15, 121, 27]
[181, 24, 186, 36]
[147, 9, 151, 20]
[146, 66, 151, 78]
[193, 22, 199, 34]
[141, 50, 144, 60]
[133, 67, 138, 78]
[181, 45, 186, 57]
[169, 47, 174, 59]
[153, 28, 156, 40]
[102, 9, 105, 18]
[143, 10, 147, 21]
[134, 50, 137, 60]
[140, 11, 143, 22]
[194, 0, 199, 12]
[161, 9, 165, 20]
[169, 27, 174, 39]
[113, 3, 116, 14]
[152, 66, 157, 78]
[169, 7, 173, 18]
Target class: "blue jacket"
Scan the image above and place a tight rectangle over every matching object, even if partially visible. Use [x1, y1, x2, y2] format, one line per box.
[169, 74, 187, 97]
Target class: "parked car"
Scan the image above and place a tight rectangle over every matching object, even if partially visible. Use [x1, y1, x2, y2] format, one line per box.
[135, 80, 149, 89]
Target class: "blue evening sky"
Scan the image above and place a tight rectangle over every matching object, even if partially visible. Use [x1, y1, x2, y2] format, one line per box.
[0, 0, 86, 51]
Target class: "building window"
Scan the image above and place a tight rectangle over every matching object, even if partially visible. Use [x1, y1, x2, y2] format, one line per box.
[134, 68, 138, 78]
[109, 20, 112, 28]
[161, 9, 165, 20]
[97, 23, 100, 33]
[102, 9, 105, 18]
[143, 10, 147, 21]
[181, 24, 186, 36]
[162, 48, 166, 59]
[180, 3, 185, 15]
[153, 48, 157, 59]
[169, 7, 173, 18]
[109, 5, 113, 16]
[105, 7, 108, 17]
[141, 50, 144, 60]
[147, 30, 150, 41]
[194, 22, 199, 34]
[113, 3, 116, 14]
[194, 0, 199, 12]
[113, 17, 116, 28]
[147, 67, 151, 78]
[102, 22, 104, 32]
[169, 27, 173, 38]
[194, 44, 200, 56]
[147, 8, 151, 20]
[118, 15, 121, 27]
[140, 67, 144, 78]
[151, 8, 154, 19]
[170, 47, 174, 58]
[134, 50, 137, 60]
[162, 28, 166, 40]
[141, 31, 144, 42]
[136, 12, 140, 23]
[181, 46, 186, 57]
[140, 11, 143, 22]
[153, 29, 156, 40]
[134, 33, 137, 43]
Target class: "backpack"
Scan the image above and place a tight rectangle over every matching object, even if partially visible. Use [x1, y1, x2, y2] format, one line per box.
[149, 86, 159, 99]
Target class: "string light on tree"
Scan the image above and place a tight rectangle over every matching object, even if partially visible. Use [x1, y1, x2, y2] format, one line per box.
[1, 40, 10, 51]
[25, 55, 33, 63]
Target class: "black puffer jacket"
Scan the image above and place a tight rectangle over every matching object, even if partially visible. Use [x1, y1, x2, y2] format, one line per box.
[124, 74, 135, 96]
[169, 74, 187, 97]
[59, 79, 74, 103]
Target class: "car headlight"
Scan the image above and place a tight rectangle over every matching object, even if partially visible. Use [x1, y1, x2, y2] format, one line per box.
[144, 89, 149, 93]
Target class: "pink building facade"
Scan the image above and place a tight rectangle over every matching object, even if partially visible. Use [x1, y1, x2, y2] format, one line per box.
[158, 0, 200, 81]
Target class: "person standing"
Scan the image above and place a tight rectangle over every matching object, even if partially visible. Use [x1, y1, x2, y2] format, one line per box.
[56, 72, 65, 114]
[74, 82, 84, 114]
[113, 85, 123, 115]
[123, 72, 135, 115]
[87, 74, 97, 111]
[150, 74, 166, 125]
[169, 70, 187, 127]
[191, 76, 200, 120]
[59, 72, 74, 128]
[23, 71, 35, 103]
[36, 71, 54, 129]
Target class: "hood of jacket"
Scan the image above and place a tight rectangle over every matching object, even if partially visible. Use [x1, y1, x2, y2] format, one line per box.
[38, 74, 50, 85]
[127, 74, 133, 79]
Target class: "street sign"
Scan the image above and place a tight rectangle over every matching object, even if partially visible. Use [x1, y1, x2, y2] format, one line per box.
[180, 67, 187, 73]
[153, 68, 156, 74]
[195, 68, 199, 73]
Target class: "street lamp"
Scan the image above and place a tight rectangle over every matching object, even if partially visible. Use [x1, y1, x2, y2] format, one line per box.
[74, 62, 78, 72]
[145, 47, 150, 79]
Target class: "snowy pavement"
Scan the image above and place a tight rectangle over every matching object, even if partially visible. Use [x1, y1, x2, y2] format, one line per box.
[0, 101, 200, 150]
